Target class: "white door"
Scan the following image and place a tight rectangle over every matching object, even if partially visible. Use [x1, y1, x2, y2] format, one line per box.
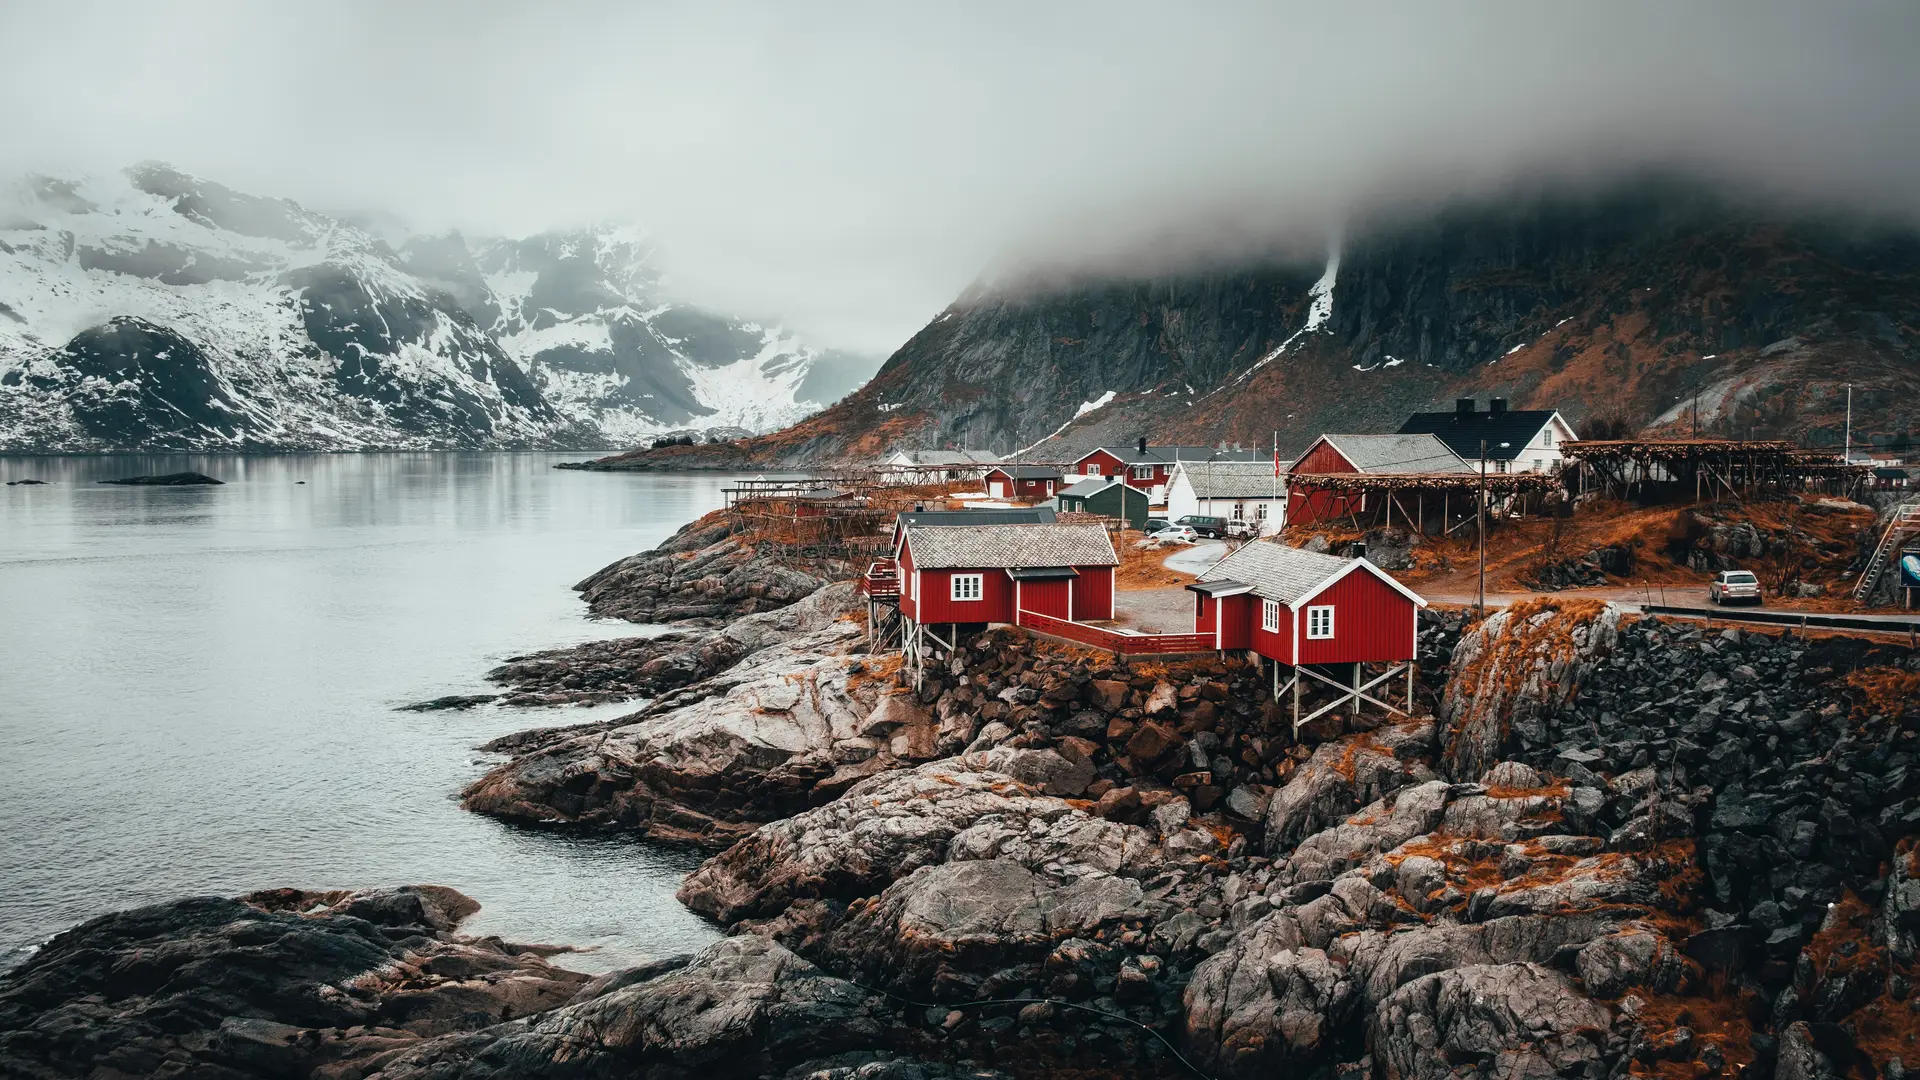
[990, 481, 1007, 498]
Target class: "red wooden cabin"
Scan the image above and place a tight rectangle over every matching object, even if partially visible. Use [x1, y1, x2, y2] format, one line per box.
[1188, 540, 1427, 727]
[1286, 434, 1470, 526]
[983, 465, 1064, 500]
[1073, 440, 1258, 491]
[898, 522, 1118, 626]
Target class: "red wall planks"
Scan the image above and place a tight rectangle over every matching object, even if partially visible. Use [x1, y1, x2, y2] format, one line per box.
[1073, 566, 1115, 620]
[915, 567, 1016, 624]
[1019, 578, 1072, 620]
[1294, 570, 1417, 665]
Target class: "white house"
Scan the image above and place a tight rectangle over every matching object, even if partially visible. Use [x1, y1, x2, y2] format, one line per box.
[1395, 399, 1579, 474]
[1166, 460, 1290, 535]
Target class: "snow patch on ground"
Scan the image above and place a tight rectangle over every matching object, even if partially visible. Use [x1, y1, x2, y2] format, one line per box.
[1228, 246, 1340, 387]
[1075, 390, 1117, 417]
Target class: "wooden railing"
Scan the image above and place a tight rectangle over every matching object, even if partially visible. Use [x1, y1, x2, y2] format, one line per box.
[861, 559, 900, 599]
[1015, 609, 1216, 655]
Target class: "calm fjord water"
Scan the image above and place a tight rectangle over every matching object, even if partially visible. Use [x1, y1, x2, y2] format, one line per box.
[0, 453, 728, 971]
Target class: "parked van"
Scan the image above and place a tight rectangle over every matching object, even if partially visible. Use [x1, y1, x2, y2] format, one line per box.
[1175, 514, 1227, 539]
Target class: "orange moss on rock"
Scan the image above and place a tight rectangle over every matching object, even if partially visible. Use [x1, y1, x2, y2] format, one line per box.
[1844, 668, 1920, 722]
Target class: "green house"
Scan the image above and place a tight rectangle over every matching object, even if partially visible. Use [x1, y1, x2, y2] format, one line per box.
[1056, 476, 1153, 529]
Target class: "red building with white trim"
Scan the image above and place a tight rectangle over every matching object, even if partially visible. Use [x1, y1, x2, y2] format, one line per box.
[898, 522, 1118, 626]
[983, 465, 1065, 500]
[1286, 433, 1470, 526]
[1073, 440, 1261, 495]
[1188, 540, 1427, 727]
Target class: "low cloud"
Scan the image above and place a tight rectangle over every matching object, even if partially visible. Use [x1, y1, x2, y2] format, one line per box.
[3, 1, 1916, 353]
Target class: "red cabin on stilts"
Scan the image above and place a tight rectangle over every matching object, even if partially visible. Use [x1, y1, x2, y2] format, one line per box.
[1189, 540, 1428, 731]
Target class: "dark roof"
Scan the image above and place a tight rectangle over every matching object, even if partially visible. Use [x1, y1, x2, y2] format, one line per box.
[1874, 467, 1911, 479]
[1079, 445, 1258, 466]
[1008, 566, 1081, 580]
[904, 523, 1119, 569]
[1397, 409, 1567, 462]
[986, 464, 1064, 479]
[896, 508, 1056, 530]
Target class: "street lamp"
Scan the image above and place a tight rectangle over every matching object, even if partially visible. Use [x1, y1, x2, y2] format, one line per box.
[1476, 442, 1511, 613]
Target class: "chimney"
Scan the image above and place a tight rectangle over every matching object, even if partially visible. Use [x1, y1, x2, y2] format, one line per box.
[1137, 436, 1148, 455]
[1455, 398, 1476, 417]
[1490, 398, 1508, 417]
[913, 503, 924, 512]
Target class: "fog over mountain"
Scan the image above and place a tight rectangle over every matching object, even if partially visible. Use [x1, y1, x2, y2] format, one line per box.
[3, 2, 1917, 355]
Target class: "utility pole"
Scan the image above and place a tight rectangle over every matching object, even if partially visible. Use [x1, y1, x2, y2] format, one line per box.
[1477, 439, 1488, 614]
[1844, 383, 1853, 464]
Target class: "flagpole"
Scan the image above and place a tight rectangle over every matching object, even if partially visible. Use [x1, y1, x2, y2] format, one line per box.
[1273, 430, 1280, 536]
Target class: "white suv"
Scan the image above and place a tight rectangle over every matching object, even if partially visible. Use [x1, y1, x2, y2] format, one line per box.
[1708, 570, 1762, 606]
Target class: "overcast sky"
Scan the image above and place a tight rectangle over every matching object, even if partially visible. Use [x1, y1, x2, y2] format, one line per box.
[3, 1, 1918, 354]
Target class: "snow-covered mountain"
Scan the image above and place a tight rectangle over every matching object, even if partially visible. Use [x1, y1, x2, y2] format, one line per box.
[0, 165, 872, 451]
[399, 227, 875, 445]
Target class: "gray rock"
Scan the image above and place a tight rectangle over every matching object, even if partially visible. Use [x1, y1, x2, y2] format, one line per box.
[1371, 964, 1610, 1080]
[677, 753, 1159, 925]
[369, 936, 888, 1079]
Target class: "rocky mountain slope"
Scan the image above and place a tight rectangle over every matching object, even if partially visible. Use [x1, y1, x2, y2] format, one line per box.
[590, 182, 1920, 468]
[0, 166, 871, 451]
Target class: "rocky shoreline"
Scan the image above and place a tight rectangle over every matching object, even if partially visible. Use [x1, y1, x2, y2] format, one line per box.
[10, 522, 1920, 1080]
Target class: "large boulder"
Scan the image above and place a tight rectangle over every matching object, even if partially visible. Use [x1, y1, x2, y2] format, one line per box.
[368, 936, 892, 1079]
[1263, 720, 1436, 856]
[575, 523, 827, 625]
[818, 859, 1152, 999]
[463, 622, 895, 845]
[1184, 940, 1359, 1076]
[0, 887, 589, 1080]
[1371, 964, 1610, 1080]
[678, 750, 1149, 926]
[1439, 600, 1621, 781]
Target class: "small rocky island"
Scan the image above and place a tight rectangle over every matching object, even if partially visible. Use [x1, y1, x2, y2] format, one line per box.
[7, 510, 1920, 1080]
[96, 471, 224, 486]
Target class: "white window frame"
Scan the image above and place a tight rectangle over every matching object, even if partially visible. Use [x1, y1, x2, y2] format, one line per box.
[1306, 605, 1335, 639]
[1085, 463, 1102, 476]
[950, 573, 984, 602]
[1131, 465, 1155, 481]
[1261, 598, 1281, 633]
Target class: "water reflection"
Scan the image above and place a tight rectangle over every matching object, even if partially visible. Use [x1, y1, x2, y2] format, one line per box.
[0, 453, 733, 971]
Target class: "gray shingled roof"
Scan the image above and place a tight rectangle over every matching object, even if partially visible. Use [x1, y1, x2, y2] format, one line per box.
[1196, 541, 1356, 605]
[893, 450, 1002, 466]
[1059, 476, 1148, 498]
[1304, 434, 1471, 474]
[896, 508, 1056, 530]
[987, 465, 1064, 479]
[904, 523, 1118, 569]
[1174, 460, 1290, 498]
